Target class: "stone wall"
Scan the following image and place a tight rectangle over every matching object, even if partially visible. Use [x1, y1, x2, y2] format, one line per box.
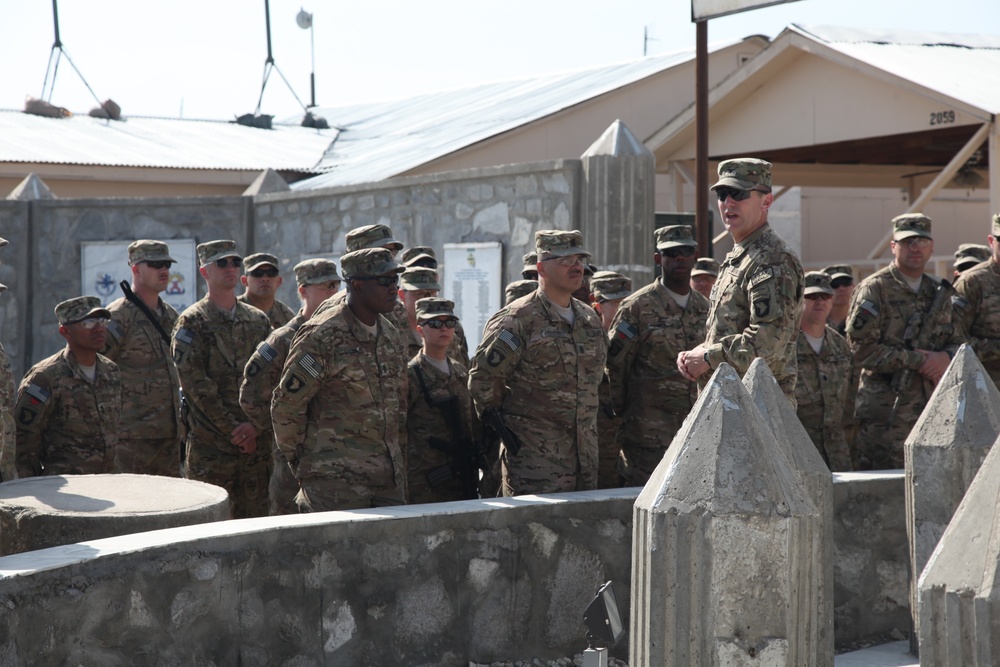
[0, 474, 908, 664]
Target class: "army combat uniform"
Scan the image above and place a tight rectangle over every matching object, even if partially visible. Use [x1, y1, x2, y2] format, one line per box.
[953, 247, 1000, 388]
[238, 292, 295, 330]
[848, 264, 962, 469]
[15, 348, 122, 477]
[608, 281, 709, 485]
[172, 296, 272, 517]
[794, 326, 855, 471]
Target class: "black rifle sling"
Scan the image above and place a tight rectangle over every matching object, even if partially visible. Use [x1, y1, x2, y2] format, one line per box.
[119, 280, 171, 345]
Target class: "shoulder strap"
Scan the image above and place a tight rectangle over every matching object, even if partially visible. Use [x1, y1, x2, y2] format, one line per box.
[409, 358, 438, 408]
[119, 280, 171, 345]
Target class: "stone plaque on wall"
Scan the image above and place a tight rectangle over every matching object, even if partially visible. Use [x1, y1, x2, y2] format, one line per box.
[442, 242, 502, 352]
[81, 240, 198, 313]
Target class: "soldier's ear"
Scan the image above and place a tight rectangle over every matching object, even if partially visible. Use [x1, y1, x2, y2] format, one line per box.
[58, 325, 70, 342]
[654, 252, 663, 267]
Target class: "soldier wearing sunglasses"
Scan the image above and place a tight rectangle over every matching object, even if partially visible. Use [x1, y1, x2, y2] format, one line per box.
[15, 296, 123, 477]
[272, 248, 408, 512]
[677, 158, 804, 406]
[171, 240, 272, 518]
[821, 265, 855, 336]
[101, 240, 183, 477]
[238, 253, 295, 329]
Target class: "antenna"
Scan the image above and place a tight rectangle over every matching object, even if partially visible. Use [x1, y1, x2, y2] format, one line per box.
[643, 26, 659, 56]
[37, 0, 109, 114]
[239, 0, 310, 129]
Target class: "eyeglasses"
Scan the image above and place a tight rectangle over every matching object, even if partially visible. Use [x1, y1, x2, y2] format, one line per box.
[805, 293, 833, 301]
[249, 267, 279, 278]
[895, 237, 932, 249]
[144, 260, 173, 270]
[308, 281, 340, 291]
[541, 255, 587, 268]
[215, 258, 242, 269]
[352, 275, 399, 287]
[423, 318, 458, 329]
[75, 317, 110, 330]
[830, 278, 853, 289]
[660, 246, 697, 259]
[715, 187, 754, 202]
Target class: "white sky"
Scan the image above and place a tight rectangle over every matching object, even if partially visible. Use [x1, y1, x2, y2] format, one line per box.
[1, 0, 998, 122]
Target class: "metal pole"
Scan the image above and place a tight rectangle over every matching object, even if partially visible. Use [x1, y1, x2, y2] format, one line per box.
[309, 23, 316, 107]
[695, 20, 710, 256]
[51, 0, 62, 47]
[264, 0, 274, 64]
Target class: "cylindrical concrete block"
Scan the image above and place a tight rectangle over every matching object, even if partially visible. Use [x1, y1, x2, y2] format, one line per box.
[0, 474, 230, 555]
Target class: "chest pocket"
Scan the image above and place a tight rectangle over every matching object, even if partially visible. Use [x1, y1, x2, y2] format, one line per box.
[343, 363, 374, 407]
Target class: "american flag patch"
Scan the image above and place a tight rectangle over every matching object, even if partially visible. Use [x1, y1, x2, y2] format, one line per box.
[497, 329, 520, 351]
[860, 300, 879, 318]
[615, 321, 638, 341]
[256, 341, 277, 363]
[175, 328, 195, 344]
[298, 353, 321, 378]
[25, 384, 50, 404]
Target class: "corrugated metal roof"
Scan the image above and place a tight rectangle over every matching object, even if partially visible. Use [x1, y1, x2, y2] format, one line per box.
[291, 43, 744, 190]
[792, 25, 1000, 114]
[0, 111, 336, 172]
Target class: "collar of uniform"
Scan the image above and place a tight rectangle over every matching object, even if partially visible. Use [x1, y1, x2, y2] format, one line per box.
[536, 288, 581, 325]
[888, 263, 929, 291]
[735, 222, 771, 249]
[64, 347, 108, 379]
[343, 302, 383, 342]
[990, 256, 1000, 277]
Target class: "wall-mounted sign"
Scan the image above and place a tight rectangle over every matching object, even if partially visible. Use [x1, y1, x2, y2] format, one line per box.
[692, 0, 803, 21]
[442, 242, 503, 354]
[81, 240, 198, 313]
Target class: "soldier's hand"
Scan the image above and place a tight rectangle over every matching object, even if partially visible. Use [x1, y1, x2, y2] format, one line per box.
[917, 349, 950, 386]
[677, 348, 709, 381]
[231, 422, 258, 454]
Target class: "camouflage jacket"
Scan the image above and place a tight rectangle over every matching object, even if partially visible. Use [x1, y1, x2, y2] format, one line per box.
[239, 293, 296, 329]
[102, 295, 182, 440]
[703, 223, 804, 400]
[171, 297, 271, 447]
[794, 327, 855, 471]
[271, 300, 408, 499]
[953, 258, 1000, 386]
[468, 289, 607, 493]
[239, 312, 306, 436]
[405, 353, 480, 502]
[0, 342, 16, 481]
[14, 348, 122, 477]
[847, 264, 962, 396]
[607, 281, 709, 448]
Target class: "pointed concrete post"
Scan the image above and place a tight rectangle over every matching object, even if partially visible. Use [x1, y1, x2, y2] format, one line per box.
[243, 168, 290, 196]
[580, 119, 655, 288]
[744, 358, 834, 667]
[918, 427, 1000, 665]
[631, 363, 822, 666]
[7, 173, 55, 200]
[906, 344, 1000, 654]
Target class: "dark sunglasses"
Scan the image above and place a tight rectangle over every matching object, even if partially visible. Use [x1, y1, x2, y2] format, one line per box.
[660, 246, 696, 259]
[715, 187, 754, 202]
[249, 267, 279, 278]
[423, 318, 458, 329]
[830, 278, 853, 289]
[144, 260, 173, 270]
[805, 293, 833, 301]
[353, 275, 399, 287]
[215, 258, 242, 269]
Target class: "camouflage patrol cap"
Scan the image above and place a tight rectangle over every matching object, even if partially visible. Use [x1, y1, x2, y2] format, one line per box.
[400, 267, 441, 291]
[415, 297, 457, 323]
[590, 271, 632, 302]
[522, 251, 538, 276]
[345, 224, 403, 252]
[655, 225, 698, 250]
[340, 247, 404, 279]
[127, 240, 175, 266]
[803, 271, 835, 297]
[993, 213, 1000, 237]
[954, 243, 991, 270]
[535, 229, 590, 258]
[293, 258, 341, 286]
[822, 264, 854, 282]
[55, 295, 111, 325]
[400, 246, 437, 268]
[197, 239, 241, 266]
[711, 158, 772, 192]
[244, 252, 280, 273]
[505, 279, 538, 304]
[892, 213, 933, 241]
[691, 257, 720, 277]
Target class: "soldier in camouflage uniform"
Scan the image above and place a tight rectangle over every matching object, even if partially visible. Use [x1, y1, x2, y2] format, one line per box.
[469, 230, 606, 496]
[240, 258, 341, 514]
[405, 298, 485, 503]
[690, 257, 719, 299]
[590, 271, 632, 332]
[822, 265, 855, 336]
[953, 242, 991, 278]
[400, 246, 438, 270]
[522, 252, 538, 281]
[239, 252, 296, 329]
[0, 236, 15, 481]
[505, 279, 538, 305]
[678, 158, 804, 405]
[399, 267, 444, 360]
[848, 214, 963, 469]
[953, 214, 1000, 389]
[172, 240, 272, 518]
[795, 272, 854, 471]
[608, 226, 710, 485]
[15, 297, 122, 477]
[271, 248, 408, 511]
[102, 240, 183, 476]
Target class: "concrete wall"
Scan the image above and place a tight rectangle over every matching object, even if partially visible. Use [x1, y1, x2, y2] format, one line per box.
[0, 474, 908, 665]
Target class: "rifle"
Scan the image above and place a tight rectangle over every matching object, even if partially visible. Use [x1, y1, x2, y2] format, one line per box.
[887, 278, 953, 427]
[480, 407, 524, 458]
